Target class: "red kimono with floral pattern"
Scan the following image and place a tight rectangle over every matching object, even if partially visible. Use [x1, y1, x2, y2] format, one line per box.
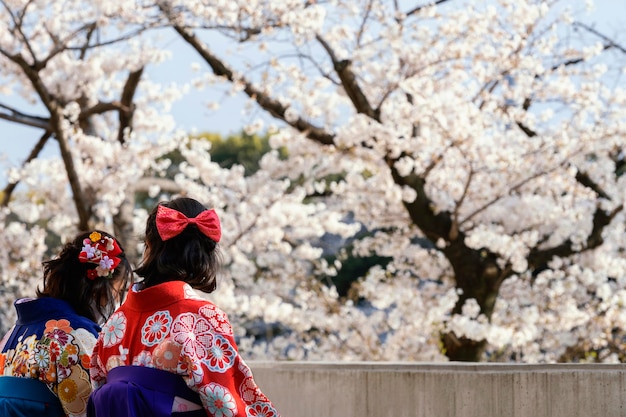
[89, 281, 279, 417]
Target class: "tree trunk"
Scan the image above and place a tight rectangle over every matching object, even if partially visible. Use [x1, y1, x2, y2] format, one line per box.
[390, 170, 511, 361]
[113, 189, 139, 265]
[441, 240, 508, 361]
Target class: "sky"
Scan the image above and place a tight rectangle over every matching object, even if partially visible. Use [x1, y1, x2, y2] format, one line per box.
[0, 0, 625, 187]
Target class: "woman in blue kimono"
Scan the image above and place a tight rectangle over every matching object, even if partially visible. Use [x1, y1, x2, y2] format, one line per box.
[0, 230, 132, 417]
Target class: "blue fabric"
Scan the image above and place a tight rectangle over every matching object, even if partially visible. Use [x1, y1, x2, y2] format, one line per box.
[2, 297, 101, 353]
[0, 376, 64, 417]
[0, 297, 101, 417]
[87, 366, 204, 417]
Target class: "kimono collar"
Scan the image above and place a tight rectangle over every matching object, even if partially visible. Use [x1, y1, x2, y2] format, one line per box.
[123, 280, 201, 311]
[15, 297, 79, 325]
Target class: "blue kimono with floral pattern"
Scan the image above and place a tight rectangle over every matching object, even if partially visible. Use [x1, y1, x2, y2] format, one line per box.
[0, 297, 100, 417]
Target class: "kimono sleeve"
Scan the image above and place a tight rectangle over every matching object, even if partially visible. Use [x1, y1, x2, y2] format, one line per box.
[89, 336, 107, 390]
[182, 303, 280, 417]
[0, 325, 14, 352]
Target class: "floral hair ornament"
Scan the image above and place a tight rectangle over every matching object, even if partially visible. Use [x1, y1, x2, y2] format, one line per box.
[78, 231, 123, 280]
[156, 205, 221, 242]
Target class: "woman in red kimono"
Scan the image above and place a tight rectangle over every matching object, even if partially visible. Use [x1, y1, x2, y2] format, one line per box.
[0, 230, 132, 417]
[89, 197, 279, 417]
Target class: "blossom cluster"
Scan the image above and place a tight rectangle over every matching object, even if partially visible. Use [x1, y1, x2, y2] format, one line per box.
[0, 0, 625, 363]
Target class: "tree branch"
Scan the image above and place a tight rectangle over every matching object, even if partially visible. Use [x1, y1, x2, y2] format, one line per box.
[0, 103, 50, 130]
[2, 0, 39, 65]
[450, 160, 473, 241]
[575, 170, 611, 200]
[7, 53, 91, 228]
[76, 101, 127, 120]
[315, 34, 380, 121]
[50, 111, 92, 229]
[387, 161, 452, 242]
[1, 131, 51, 206]
[165, 14, 334, 146]
[356, 0, 374, 46]
[405, 0, 453, 17]
[528, 204, 623, 272]
[573, 22, 626, 55]
[132, 177, 181, 194]
[117, 68, 144, 143]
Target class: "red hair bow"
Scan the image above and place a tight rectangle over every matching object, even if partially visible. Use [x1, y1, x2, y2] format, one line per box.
[156, 205, 221, 242]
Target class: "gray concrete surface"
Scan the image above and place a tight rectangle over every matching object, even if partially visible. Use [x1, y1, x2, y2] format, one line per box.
[249, 361, 626, 417]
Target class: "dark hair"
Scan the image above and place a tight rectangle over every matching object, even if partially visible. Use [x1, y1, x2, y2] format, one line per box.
[134, 197, 222, 293]
[37, 230, 132, 323]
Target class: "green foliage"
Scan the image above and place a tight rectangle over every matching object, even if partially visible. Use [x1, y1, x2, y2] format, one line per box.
[196, 131, 286, 176]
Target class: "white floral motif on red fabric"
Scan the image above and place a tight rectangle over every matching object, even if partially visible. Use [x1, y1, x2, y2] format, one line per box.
[183, 284, 205, 300]
[199, 305, 233, 336]
[203, 334, 236, 373]
[238, 358, 253, 377]
[246, 402, 280, 417]
[102, 312, 126, 348]
[239, 374, 268, 404]
[202, 382, 237, 417]
[90, 354, 107, 387]
[238, 358, 270, 403]
[171, 313, 213, 360]
[141, 311, 172, 347]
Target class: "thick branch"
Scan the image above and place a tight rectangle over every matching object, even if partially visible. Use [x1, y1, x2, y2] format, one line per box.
[528, 169, 623, 269]
[0, 103, 50, 130]
[575, 170, 611, 200]
[528, 204, 623, 272]
[49, 110, 91, 229]
[10, 54, 58, 112]
[78, 102, 131, 121]
[316, 34, 380, 121]
[3, 53, 90, 227]
[387, 160, 452, 242]
[118, 68, 144, 143]
[164, 14, 334, 146]
[389, 158, 512, 329]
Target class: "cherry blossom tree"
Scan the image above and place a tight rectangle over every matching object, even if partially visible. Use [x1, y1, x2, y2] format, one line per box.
[0, 0, 185, 328]
[1, 0, 625, 363]
[158, 0, 626, 361]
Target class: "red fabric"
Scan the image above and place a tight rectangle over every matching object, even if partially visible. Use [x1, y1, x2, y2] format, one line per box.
[78, 234, 123, 279]
[90, 281, 279, 417]
[156, 206, 221, 242]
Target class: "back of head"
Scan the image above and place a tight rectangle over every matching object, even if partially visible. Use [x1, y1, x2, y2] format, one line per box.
[135, 197, 222, 293]
[37, 230, 132, 323]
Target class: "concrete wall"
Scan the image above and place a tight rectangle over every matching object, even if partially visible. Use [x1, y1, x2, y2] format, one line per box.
[249, 361, 626, 417]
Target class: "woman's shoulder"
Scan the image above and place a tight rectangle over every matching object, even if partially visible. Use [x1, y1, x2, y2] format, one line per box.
[67, 315, 101, 335]
[44, 315, 101, 338]
[16, 297, 101, 336]
[156, 293, 233, 335]
[171, 291, 228, 318]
